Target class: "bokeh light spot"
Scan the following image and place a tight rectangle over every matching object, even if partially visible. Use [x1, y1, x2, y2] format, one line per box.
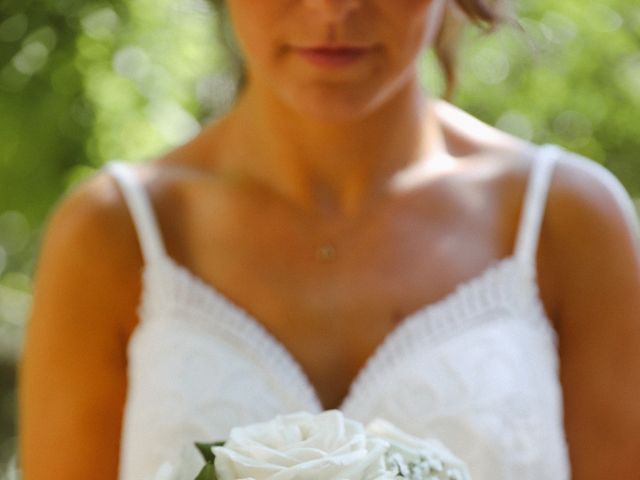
[615, 54, 640, 105]
[591, 5, 624, 33]
[470, 48, 511, 85]
[113, 46, 151, 82]
[81, 7, 121, 40]
[12, 42, 50, 76]
[541, 12, 578, 45]
[146, 101, 201, 146]
[495, 111, 534, 141]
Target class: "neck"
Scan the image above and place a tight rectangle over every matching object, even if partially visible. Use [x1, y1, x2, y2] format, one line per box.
[217, 75, 440, 218]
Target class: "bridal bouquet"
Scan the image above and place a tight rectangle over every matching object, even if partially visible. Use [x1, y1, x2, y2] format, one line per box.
[155, 410, 471, 480]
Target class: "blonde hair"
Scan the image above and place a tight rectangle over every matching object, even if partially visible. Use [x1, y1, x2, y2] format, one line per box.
[209, 0, 511, 100]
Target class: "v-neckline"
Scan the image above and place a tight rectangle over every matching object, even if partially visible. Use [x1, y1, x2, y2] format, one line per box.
[144, 252, 530, 413]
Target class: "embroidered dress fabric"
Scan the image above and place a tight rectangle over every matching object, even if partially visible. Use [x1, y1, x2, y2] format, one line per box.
[106, 144, 582, 480]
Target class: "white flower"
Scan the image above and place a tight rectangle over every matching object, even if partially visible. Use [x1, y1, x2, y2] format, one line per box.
[150, 462, 179, 480]
[212, 410, 390, 480]
[367, 419, 471, 480]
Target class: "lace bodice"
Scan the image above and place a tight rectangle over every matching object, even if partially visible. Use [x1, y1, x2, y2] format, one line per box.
[107, 145, 572, 480]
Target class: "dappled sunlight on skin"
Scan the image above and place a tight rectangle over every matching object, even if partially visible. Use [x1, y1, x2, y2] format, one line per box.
[390, 151, 459, 192]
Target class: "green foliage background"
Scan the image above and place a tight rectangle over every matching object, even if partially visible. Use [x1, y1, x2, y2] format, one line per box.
[0, 0, 639, 474]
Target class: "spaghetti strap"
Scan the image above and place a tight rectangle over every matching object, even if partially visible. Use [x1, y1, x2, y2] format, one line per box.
[105, 161, 167, 263]
[513, 143, 564, 276]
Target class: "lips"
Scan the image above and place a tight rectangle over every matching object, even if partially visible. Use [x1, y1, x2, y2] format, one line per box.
[292, 46, 374, 68]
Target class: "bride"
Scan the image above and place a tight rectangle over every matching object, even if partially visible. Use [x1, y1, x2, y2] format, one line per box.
[18, 0, 640, 479]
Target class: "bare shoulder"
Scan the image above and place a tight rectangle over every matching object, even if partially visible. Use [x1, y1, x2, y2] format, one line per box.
[546, 152, 640, 312]
[547, 150, 639, 245]
[431, 100, 539, 192]
[34, 167, 146, 336]
[433, 99, 533, 156]
[544, 147, 640, 325]
[436, 99, 639, 244]
[543, 149, 640, 294]
[43, 168, 142, 273]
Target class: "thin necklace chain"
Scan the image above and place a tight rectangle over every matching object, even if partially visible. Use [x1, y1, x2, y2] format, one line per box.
[310, 99, 443, 263]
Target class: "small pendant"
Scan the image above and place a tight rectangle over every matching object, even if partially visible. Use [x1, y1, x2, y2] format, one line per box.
[316, 243, 337, 262]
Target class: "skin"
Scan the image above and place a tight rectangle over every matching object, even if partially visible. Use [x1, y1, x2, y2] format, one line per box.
[19, 0, 640, 478]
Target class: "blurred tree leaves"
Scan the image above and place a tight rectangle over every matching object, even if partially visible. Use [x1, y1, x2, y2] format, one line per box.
[0, 0, 230, 325]
[453, 0, 640, 193]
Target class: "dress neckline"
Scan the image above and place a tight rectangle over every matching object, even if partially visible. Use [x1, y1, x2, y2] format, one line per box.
[142, 251, 545, 413]
[110, 144, 562, 411]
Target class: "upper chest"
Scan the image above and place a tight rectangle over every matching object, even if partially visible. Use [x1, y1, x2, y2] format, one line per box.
[137, 165, 534, 408]
[153, 162, 523, 307]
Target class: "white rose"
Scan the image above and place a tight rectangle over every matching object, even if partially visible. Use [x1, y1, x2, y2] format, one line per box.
[213, 410, 390, 480]
[367, 419, 471, 480]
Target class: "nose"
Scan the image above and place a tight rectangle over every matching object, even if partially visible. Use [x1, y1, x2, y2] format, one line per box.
[303, 0, 360, 22]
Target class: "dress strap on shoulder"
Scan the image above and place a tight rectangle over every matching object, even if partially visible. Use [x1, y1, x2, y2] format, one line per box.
[513, 144, 564, 276]
[105, 161, 167, 263]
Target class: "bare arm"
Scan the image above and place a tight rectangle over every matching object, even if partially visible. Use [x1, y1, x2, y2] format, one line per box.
[18, 174, 142, 480]
[548, 155, 640, 477]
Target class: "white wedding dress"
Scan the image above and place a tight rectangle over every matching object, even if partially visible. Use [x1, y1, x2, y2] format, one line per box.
[106, 144, 575, 480]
